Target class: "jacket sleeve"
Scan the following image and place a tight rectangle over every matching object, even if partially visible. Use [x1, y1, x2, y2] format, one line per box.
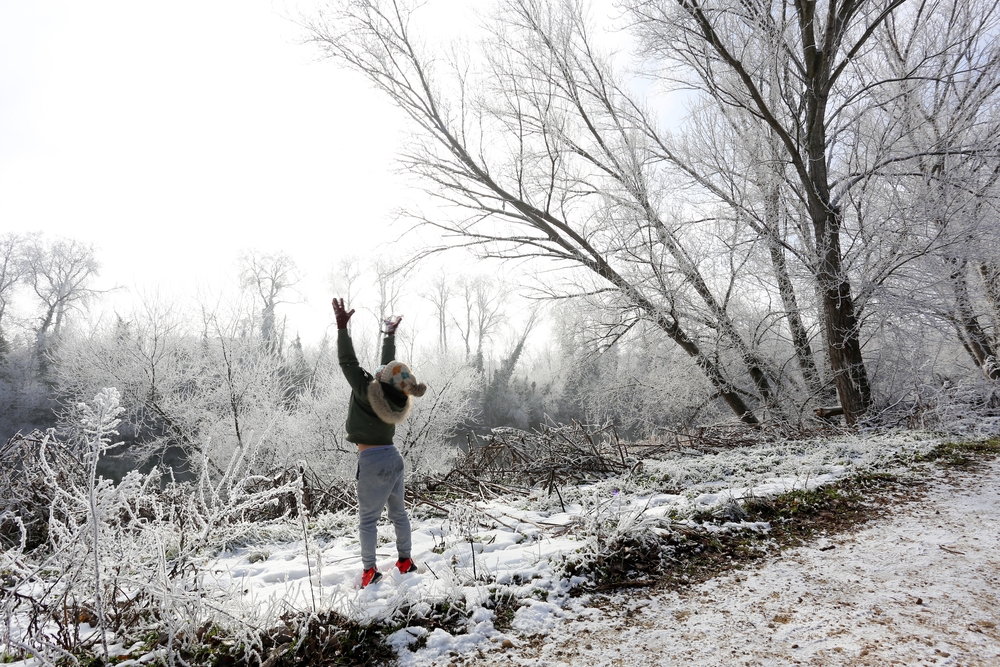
[338, 329, 374, 397]
[380, 333, 396, 366]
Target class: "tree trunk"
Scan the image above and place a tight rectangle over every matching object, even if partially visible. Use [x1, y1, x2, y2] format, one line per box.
[262, 300, 279, 357]
[761, 172, 826, 401]
[950, 258, 1000, 378]
[802, 38, 873, 423]
[768, 241, 825, 397]
[816, 216, 872, 424]
[805, 90, 871, 421]
[978, 262, 1000, 347]
[654, 221, 775, 403]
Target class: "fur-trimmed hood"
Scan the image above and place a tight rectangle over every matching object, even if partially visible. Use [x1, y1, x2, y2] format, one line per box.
[367, 381, 413, 424]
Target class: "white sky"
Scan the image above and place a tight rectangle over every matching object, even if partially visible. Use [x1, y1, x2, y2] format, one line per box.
[0, 0, 461, 344]
[0, 0, 640, 353]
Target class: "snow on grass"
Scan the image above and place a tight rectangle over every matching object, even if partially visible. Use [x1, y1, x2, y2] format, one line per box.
[462, 457, 1000, 666]
[0, 429, 980, 665]
[186, 430, 952, 663]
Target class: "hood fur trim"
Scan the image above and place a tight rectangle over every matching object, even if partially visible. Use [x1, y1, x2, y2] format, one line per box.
[367, 381, 413, 424]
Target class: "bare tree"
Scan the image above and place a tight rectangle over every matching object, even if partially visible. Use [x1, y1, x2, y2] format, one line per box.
[22, 235, 102, 377]
[308, 0, 1000, 424]
[57, 296, 295, 474]
[239, 250, 300, 357]
[619, 0, 902, 422]
[621, 0, 1000, 420]
[648, 94, 834, 406]
[422, 270, 453, 353]
[874, 0, 1000, 379]
[306, 0, 765, 423]
[54, 299, 202, 457]
[329, 255, 363, 314]
[481, 308, 540, 425]
[371, 257, 410, 324]
[0, 233, 23, 355]
[450, 274, 508, 371]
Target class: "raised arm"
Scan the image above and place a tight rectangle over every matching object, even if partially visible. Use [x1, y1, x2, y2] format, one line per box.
[333, 298, 373, 396]
[380, 315, 402, 365]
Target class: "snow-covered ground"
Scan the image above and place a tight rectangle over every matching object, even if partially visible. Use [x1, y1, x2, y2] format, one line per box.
[5, 432, 999, 666]
[159, 435, 1000, 666]
[458, 459, 1000, 667]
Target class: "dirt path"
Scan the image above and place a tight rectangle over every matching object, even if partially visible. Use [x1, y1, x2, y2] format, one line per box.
[460, 459, 1000, 666]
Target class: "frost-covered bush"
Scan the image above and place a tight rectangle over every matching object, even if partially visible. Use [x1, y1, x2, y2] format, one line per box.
[51, 304, 478, 490]
[0, 429, 87, 551]
[395, 352, 482, 475]
[275, 367, 354, 480]
[881, 376, 1000, 435]
[1, 389, 308, 663]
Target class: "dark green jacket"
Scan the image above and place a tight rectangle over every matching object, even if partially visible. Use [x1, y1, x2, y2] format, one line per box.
[338, 328, 411, 445]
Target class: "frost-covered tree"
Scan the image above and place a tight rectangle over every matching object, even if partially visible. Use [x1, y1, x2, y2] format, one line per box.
[371, 256, 410, 325]
[54, 301, 206, 460]
[451, 274, 508, 372]
[239, 250, 300, 358]
[864, 0, 1000, 380]
[621, 0, 1000, 420]
[22, 235, 102, 379]
[0, 232, 23, 357]
[307, 0, 1000, 424]
[422, 270, 453, 354]
[305, 0, 789, 424]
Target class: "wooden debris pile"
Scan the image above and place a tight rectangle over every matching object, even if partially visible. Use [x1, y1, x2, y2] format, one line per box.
[631, 422, 844, 456]
[415, 422, 630, 501]
[240, 464, 359, 519]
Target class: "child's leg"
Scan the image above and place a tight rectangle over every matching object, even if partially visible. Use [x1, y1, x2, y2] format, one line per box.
[385, 461, 412, 560]
[356, 448, 401, 570]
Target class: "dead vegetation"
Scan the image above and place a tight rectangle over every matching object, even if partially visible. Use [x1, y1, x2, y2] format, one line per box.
[414, 422, 629, 502]
[410, 421, 844, 505]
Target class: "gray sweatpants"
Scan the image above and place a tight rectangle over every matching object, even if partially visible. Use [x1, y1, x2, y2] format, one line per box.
[356, 445, 412, 570]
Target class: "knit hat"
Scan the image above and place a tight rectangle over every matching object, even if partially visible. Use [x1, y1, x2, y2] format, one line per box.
[376, 361, 427, 397]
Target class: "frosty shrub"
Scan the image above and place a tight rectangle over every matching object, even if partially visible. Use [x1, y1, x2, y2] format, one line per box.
[0, 429, 87, 551]
[1, 389, 307, 663]
[887, 376, 1000, 435]
[52, 306, 303, 481]
[52, 309, 206, 461]
[564, 483, 676, 585]
[50, 307, 480, 492]
[276, 366, 354, 481]
[394, 353, 482, 475]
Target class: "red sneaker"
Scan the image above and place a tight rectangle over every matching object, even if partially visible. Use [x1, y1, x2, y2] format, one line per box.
[396, 558, 417, 574]
[361, 567, 382, 588]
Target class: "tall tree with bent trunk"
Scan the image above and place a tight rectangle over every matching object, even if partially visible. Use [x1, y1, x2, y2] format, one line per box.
[306, 0, 765, 423]
[622, 0, 917, 422]
[239, 250, 300, 358]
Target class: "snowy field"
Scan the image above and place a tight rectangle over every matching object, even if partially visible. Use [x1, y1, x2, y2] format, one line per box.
[459, 458, 1000, 667]
[4, 430, 999, 665]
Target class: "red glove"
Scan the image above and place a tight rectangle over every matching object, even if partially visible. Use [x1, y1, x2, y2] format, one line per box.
[383, 315, 402, 335]
[332, 298, 355, 329]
